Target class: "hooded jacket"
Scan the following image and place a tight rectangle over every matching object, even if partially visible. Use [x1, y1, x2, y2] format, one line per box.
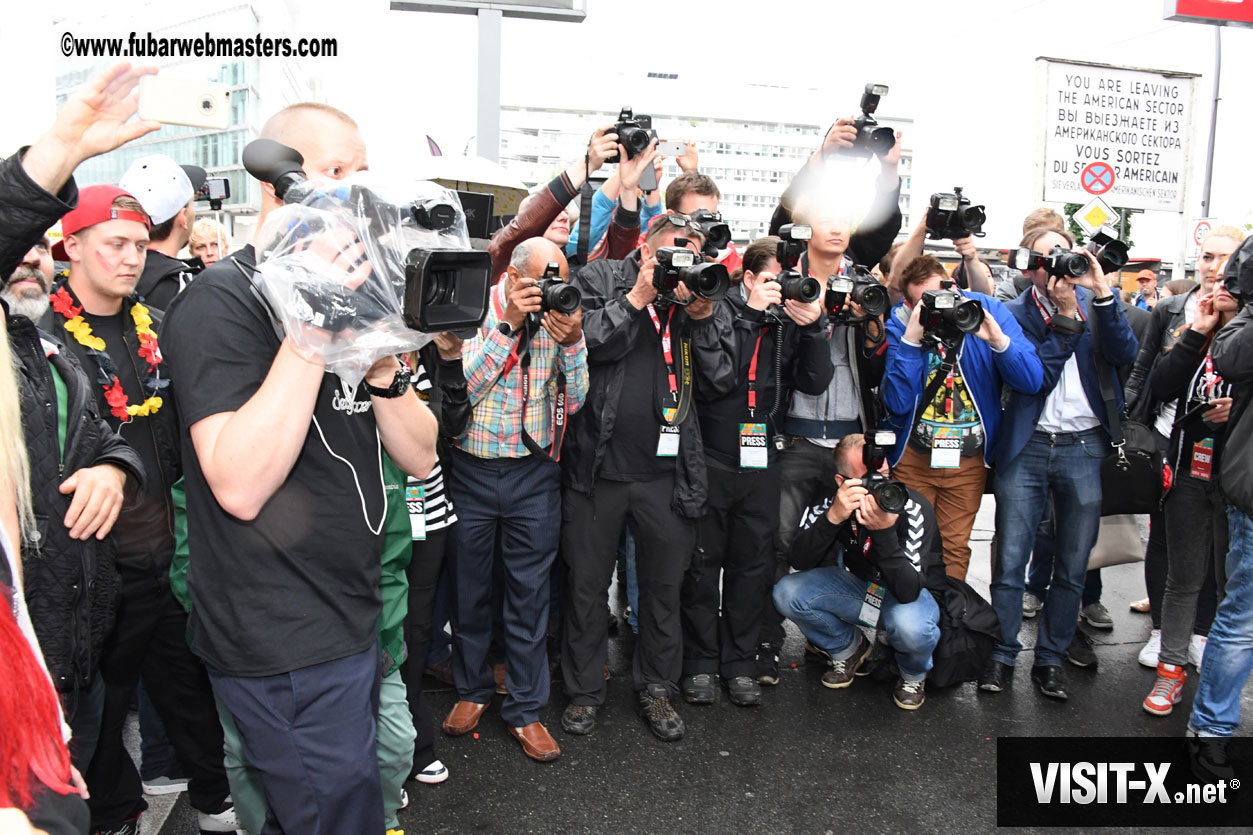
[1211, 306, 1253, 515]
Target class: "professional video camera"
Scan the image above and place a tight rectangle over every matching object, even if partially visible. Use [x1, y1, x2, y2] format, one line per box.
[771, 224, 823, 309]
[840, 83, 896, 160]
[243, 138, 491, 337]
[1085, 227, 1129, 275]
[920, 281, 984, 342]
[653, 245, 730, 304]
[689, 208, 732, 259]
[826, 265, 890, 321]
[1008, 245, 1091, 280]
[926, 186, 986, 241]
[861, 430, 908, 514]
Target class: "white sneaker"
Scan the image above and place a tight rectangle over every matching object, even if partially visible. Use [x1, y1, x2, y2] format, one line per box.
[1189, 634, 1207, 670]
[197, 802, 239, 833]
[141, 774, 189, 796]
[1022, 592, 1044, 619]
[1138, 629, 1162, 668]
[414, 759, 449, 785]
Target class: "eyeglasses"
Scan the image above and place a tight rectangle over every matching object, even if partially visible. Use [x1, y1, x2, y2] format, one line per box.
[649, 213, 703, 236]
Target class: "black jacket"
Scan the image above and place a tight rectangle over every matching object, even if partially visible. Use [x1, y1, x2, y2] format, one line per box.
[415, 340, 472, 458]
[10, 311, 144, 692]
[1212, 307, 1253, 515]
[1149, 324, 1233, 495]
[787, 486, 946, 604]
[769, 158, 903, 270]
[136, 249, 201, 312]
[563, 250, 736, 518]
[39, 297, 182, 571]
[1125, 288, 1197, 420]
[697, 289, 834, 468]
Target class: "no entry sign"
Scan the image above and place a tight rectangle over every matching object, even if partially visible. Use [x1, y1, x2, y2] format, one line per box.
[1081, 162, 1115, 195]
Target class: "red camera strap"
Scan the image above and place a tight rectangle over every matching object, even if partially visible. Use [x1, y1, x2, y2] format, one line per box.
[647, 302, 680, 413]
[747, 328, 767, 418]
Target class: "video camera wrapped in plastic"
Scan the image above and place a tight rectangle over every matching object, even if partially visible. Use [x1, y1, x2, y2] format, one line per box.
[245, 139, 492, 384]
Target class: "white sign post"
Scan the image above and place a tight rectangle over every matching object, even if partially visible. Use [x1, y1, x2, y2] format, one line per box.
[1186, 217, 1215, 263]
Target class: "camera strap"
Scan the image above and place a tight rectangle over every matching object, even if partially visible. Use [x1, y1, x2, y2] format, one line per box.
[647, 303, 693, 426]
[572, 153, 596, 269]
[916, 334, 965, 424]
[491, 288, 568, 463]
[1033, 286, 1085, 330]
[747, 328, 767, 419]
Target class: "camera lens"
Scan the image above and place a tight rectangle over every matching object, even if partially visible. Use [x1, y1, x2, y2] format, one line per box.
[872, 481, 909, 514]
[621, 127, 651, 157]
[960, 206, 986, 230]
[689, 263, 730, 301]
[1065, 253, 1090, 277]
[545, 282, 581, 315]
[782, 275, 822, 303]
[853, 283, 890, 317]
[953, 298, 985, 334]
[867, 126, 896, 156]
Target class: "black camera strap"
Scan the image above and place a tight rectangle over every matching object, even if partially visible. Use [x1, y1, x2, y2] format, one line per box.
[572, 153, 596, 269]
[493, 291, 569, 464]
[915, 333, 965, 427]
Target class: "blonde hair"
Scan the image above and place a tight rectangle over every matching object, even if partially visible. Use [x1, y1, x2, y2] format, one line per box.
[0, 319, 33, 540]
[189, 218, 226, 250]
[1205, 225, 1246, 246]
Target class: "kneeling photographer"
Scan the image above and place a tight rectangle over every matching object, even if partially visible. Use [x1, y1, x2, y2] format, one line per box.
[773, 432, 945, 710]
[559, 214, 735, 742]
[882, 255, 1042, 581]
[680, 236, 834, 707]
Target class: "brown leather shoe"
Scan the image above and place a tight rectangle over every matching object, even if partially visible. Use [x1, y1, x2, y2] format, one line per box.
[442, 701, 489, 736]
[509, 722, 560, 762]
[493, 663, 508, 695]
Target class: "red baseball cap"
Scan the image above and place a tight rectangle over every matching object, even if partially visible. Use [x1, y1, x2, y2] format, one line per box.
[51, 185, 151, 260]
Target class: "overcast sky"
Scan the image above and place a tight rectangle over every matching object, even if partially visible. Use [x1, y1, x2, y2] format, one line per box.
[17, 0, 1253, 260]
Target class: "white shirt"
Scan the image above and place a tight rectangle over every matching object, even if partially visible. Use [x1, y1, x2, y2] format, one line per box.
[1033, 288, 1101, 433]
[1154, 290, 1200, 437]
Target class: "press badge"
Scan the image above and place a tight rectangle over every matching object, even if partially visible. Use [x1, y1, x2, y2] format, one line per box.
[930, 427, 962, 469]
[1190, 437, 1214, 482]
[406, 482, 427, 541]
[739, 423, 768, 469]
[657, 425, 680, 457]
[858, 581, 886, 629]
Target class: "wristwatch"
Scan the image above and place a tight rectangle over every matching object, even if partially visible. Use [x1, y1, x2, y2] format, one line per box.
[363, 368, 412, 399]
[497, 320, 516, 338]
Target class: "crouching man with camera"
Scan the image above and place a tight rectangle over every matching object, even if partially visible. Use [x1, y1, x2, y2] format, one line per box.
[773, 432, 945, 709]
[882, 255, 1042, 581]
[443, 238, 588, 763]
[560, 216, 735, 741]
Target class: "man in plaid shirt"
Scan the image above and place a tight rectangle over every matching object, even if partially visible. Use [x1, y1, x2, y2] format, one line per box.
[442, 237, 588, 763]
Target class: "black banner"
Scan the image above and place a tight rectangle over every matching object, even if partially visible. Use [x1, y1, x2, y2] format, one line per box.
[997, 737, 1251, 827]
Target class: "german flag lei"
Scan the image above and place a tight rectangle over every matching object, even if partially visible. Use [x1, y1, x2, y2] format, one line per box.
[50, 277, 167, 421]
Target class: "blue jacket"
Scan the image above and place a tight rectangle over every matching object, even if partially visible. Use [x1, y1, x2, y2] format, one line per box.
[883, 291, 1043, 467]
[995, 285, 1140, 468]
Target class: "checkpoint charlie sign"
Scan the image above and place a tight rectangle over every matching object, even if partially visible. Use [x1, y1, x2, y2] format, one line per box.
[1038, 57, 1198, 213]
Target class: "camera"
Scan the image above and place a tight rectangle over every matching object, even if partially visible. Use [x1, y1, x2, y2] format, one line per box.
[1007, 245, 1091, 280]
[1085, 227, 1129, 274]
[861, 430, 908, 514]
[689, 208, 732, 259]
[920, 281, 984, 341]
[841, 83, 896, 159]
[607, 106, 655, 164]
[769, 224, 822, 308]
[826, 265, 890, 320]
[243, 137, 492, 333]
[536, 260, 581, 316]
[926, 186, 986, 240]
[653, 246, 730, 303]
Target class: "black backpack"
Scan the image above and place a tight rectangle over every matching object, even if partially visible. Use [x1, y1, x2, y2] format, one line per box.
[927, 575, 1001, 688]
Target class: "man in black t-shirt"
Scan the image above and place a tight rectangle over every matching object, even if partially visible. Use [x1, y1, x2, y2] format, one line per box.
[162, 103, 440, 835]
[44, 185, 237, 834]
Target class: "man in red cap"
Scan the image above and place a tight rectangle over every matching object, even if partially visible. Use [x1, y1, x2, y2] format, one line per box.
[1134, 268, 1160, 310]
[43, 185, 237, 835]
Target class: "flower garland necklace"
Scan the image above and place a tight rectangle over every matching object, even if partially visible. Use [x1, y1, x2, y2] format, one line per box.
[49, 276, 167, 421]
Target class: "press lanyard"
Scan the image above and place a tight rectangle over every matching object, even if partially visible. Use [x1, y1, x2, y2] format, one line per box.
[747, 328, 767, 418]
[490, 281, 568, 461]
[935, 342, 955, 418]
[1203, 352, 1222, 399]
[1033, 287, 1085, 327]
[647, 303, 680, 413]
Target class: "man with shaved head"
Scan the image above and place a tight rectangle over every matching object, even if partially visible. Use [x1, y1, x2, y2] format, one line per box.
[442, 237, 589, 762]
[161, 102, 439, 833]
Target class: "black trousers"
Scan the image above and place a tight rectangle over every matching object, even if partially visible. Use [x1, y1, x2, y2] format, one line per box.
[562, 475, 695, 703]
[400, 526, 450, 773]
[86, 565, 229, 827]
[682, 461, 781, 678]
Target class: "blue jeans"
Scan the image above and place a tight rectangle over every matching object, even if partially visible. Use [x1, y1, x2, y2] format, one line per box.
[616, 525, 640, 634]
[1188, 508, 1253, 737]
[991, 429, 1105, 668]
[773, 565, 940, 681]
[1024, 502, 1103, 607]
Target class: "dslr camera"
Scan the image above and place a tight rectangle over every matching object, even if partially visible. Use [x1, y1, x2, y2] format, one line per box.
[607, 106, 655, 164]
[535, 260, 581, 316]
[689, 208, 732, 260]
[861, 430, 908, 514]
[1085, 227, 1129, 275]
[926, 186, 986, 240]
[920, 280, 984, 342]
[653, 245, 730, 304]
[242, 138, 491, 333]
[841, 83, 896, 159]
[771, 224, 823, 308]
[1008, 245, 1090, 280]
[827, 265, 890, 321]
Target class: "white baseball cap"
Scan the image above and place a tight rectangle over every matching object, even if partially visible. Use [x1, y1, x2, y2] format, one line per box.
[119, 155, 207, 225]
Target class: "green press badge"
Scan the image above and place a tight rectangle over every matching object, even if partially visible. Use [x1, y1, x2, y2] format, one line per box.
[858, 580, 885, 629]
[739, 422, 768, 469]
[406, 483, 426, 541]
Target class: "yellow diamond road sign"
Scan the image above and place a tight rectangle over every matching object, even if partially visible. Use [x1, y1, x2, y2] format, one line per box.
[1076, 197, 1118, 236]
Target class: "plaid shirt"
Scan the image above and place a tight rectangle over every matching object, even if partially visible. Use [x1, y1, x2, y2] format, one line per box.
[458, 279, 589, 459]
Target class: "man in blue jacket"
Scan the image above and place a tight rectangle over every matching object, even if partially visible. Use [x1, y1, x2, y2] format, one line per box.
[980, 227, 1139, 701]
[882, 254, 1043, 581]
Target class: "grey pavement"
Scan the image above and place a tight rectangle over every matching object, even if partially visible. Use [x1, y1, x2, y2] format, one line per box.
[151, 497, 1252, 835]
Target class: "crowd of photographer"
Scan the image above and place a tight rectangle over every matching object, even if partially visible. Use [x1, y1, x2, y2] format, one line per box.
[3, 64, 1253, 835]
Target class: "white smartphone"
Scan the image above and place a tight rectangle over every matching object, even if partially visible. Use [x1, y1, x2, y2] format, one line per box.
[138, 76, 232, 130]
[656, 140, 687, 156]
